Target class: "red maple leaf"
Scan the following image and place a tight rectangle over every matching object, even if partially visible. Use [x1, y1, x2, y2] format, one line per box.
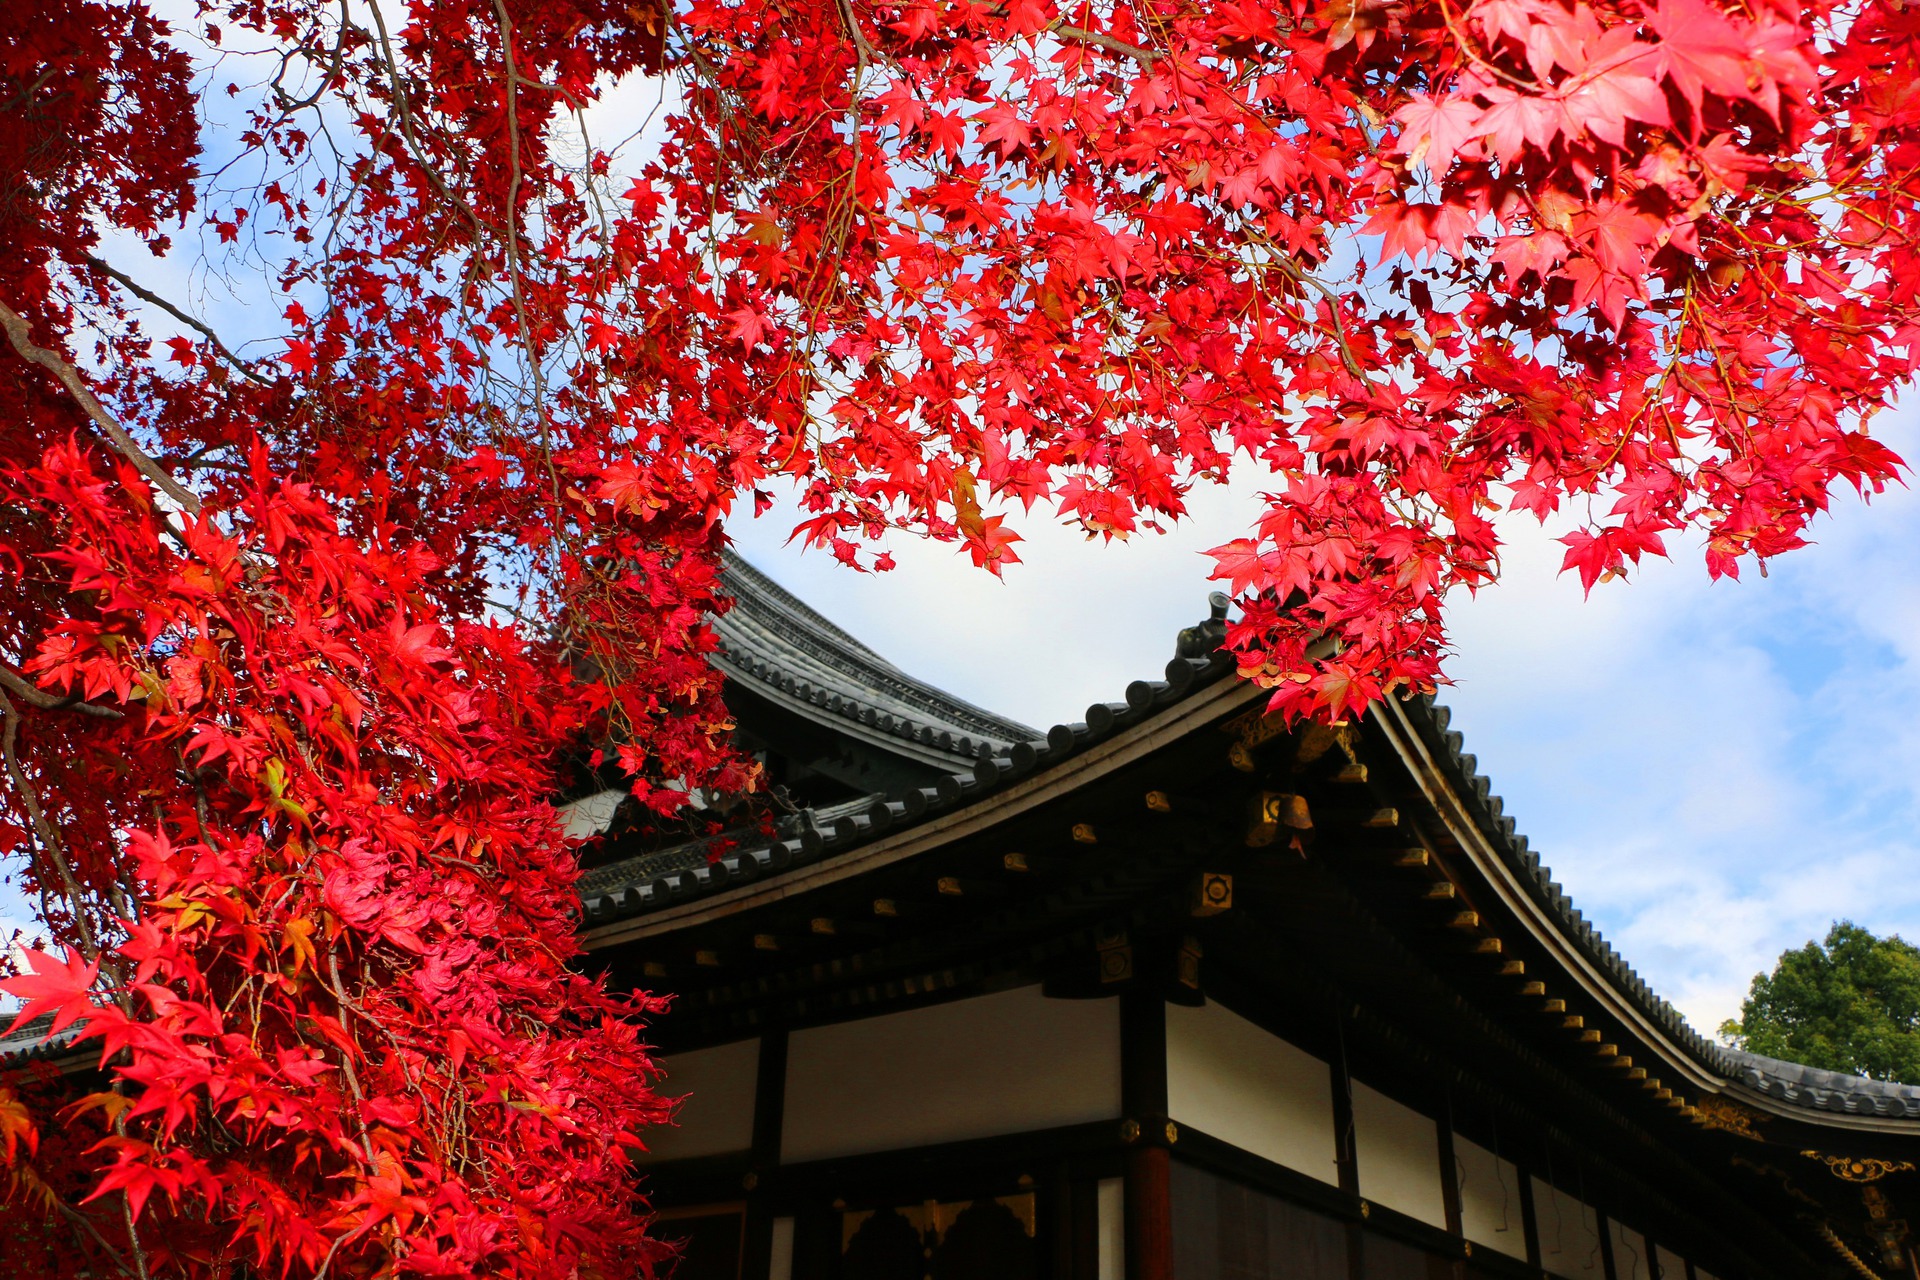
[1393, 93, 1483, 175]
[0, 946, 100, 1037]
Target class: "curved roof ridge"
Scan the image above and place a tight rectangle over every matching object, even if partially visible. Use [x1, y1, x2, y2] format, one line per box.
[716, 551, 1039, 751]
[0, 1010, 88, 1064]
[720, 551, 893, 667]
[576, 793, 884, 894]
[1405, 693, 1920, 1117]
[1724, 1047, 1920, 1114]
[1408, 695, 1725, 1057]
[578, 595, 1236, 927]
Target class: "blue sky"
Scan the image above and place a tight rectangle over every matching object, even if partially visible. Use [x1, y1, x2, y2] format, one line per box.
[730, 401, 1920, 1038]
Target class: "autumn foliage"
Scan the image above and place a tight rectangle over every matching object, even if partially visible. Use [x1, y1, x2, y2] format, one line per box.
[0, 0, 1915, 1272]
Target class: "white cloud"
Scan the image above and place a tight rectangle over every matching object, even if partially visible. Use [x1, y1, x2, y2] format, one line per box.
[727, 472, 1274, 733]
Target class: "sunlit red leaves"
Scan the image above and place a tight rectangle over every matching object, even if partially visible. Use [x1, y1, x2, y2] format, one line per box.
[3, 423, 680, 1273]
[0, 948, 99, 1039]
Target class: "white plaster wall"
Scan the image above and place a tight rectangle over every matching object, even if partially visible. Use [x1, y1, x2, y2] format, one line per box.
[638, 1038, 759, 1163]
[1533, 1177, 1607, 1280]
[1654, 1244, 1686, 1280]
[1165, 999, 1339, 1185]
[1096, 1176, 1125, 1280]
[768, 1218, 795, 1280]
[1611, 1220, 1652, 1280]
[1454, 1135, 1527, 1259]
[1350, 1080, 1446, 1228]
[780, 985, 1122, 1162]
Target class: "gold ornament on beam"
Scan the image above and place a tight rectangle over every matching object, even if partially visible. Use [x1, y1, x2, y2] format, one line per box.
[1096, 929, 1132, 984]
[1247, 791, 1311, 847]
[1694, 1095, 1765, 1140]
[1190, 872, 1233, 917]
[1800, 1152, 1918, 1183]
[1177, 936, 1203, 990]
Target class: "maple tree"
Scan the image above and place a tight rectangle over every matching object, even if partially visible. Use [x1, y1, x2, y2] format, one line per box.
[1, 0, 1916, 1271]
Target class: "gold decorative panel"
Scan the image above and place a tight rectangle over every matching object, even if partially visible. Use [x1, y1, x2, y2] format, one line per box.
[1694, 1096, 1764, 1140]
[841, 1193, 1037, 1253]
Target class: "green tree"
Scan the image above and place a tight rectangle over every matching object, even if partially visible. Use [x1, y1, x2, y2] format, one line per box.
[1720, 923, 1920, 1083]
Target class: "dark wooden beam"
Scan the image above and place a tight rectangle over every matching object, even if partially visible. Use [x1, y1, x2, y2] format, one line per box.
[740, 1027, 788, 1279]
[1598, 1208, 1620, 1280]
[1438, 1109, 1465, 1239]
[1121, 990, 1171, 1280]
[1518, 1164, 1542, 1270]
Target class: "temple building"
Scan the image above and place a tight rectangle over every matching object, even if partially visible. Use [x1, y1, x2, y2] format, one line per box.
[563, 556, 1920, 1280]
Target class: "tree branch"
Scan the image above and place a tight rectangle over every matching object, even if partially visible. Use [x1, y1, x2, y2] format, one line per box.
[1269, 252, 1373, 382]
[82, 255, 271, 386]
[0, 687, 104, 965]
[489, 0, 565, 514]
[0, 299, 203, 516]
[1049, 20, 1160, 65]
[0, 660, 125, 720]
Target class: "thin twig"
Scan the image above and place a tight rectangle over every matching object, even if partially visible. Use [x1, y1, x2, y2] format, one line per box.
[47, 1191, 140, 1279]
[1270, 252, 1373, 382]
[489, 0, 565, 514]
[326, 950, 378, 1163]
[115, 1170, 151, 1280]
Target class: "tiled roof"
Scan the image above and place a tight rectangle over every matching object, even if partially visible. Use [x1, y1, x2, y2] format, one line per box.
[0, 1011, 86, 1065]
[1723, 1048, 1920, 1119]
[713, 554, 1037, 768]
[577, 792, 885, 897]
[1405, 696, 1730, 1065]
[578, 589, 1236, 924]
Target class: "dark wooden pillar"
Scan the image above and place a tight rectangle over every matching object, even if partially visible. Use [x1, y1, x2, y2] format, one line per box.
[1329, 1032, 1359, 1198]
[1518, 1167, 1543, 1270]
[1330, 1008, 1363, 1280]
[741, 1027, 789, 1280]
[1598, 1209, 1620, 1280]
[1437, 1114, 1464, 1238]
[1120, 989, 1171, 1280]
[1125, 1147, 1172, 1280]
[1437, 1111, 1467, 1279]
[1061, 1172, 1099, 1280]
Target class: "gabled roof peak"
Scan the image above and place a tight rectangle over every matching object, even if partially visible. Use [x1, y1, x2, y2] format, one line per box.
[713, 552, 1039, 768]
